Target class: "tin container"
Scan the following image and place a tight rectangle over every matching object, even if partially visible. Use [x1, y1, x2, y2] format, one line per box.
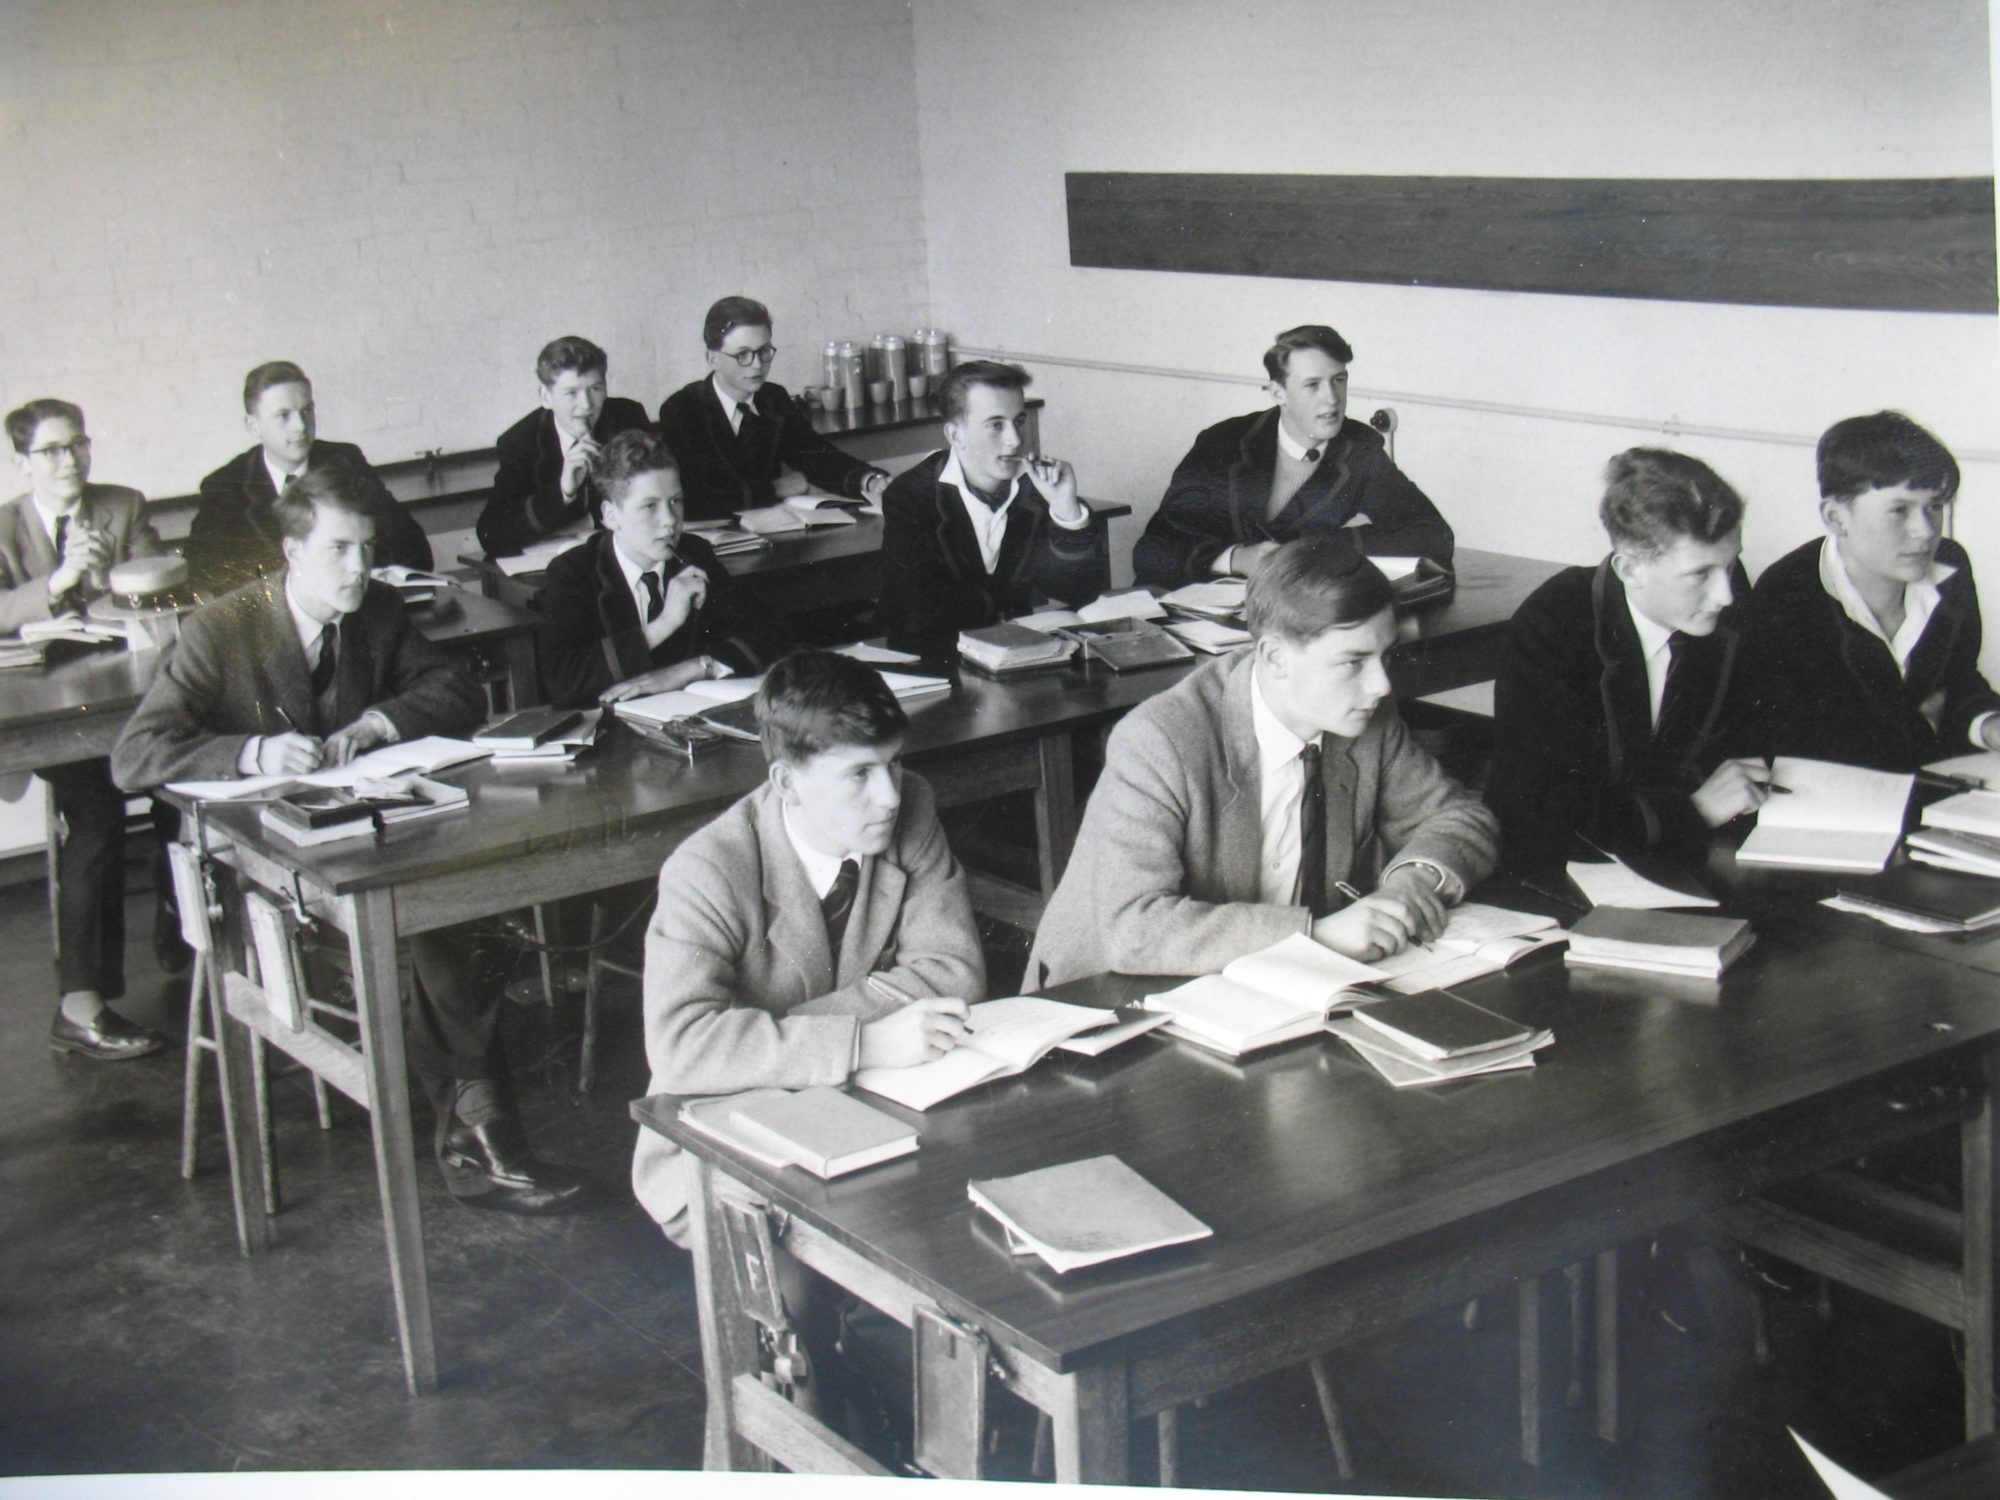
[913, 328, 951, 377]
[879, 334, 908, 401]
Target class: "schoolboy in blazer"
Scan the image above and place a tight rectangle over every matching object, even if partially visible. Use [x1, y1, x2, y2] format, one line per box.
[185, 361, 432, 602]
[115, 468, 586, 1215]
[1486, 449, 1771, 874]
[1747, 411, 2000, 772]
[1133, 325, 1454, 590]
[657, 296, 887, 522]
[476, 335, 652, 556]
[877, 359, 1098, 646]
[537, 429, 778, 707]
[4, 399, 169, 1059]
[634, 650, 982, 1244]
[1029, 540, 1497, 989]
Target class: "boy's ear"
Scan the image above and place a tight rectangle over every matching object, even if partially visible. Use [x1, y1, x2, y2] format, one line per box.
[767, 758, 794, 802]
[1819, 496, 1850, 537]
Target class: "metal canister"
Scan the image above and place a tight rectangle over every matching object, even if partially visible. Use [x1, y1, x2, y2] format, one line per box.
[866, 334, 888, 383]
[913, 328, 951, 376]
[879, 334, 908, 401]
[822, 340, 843, 393]
[834, 341, 866, 413]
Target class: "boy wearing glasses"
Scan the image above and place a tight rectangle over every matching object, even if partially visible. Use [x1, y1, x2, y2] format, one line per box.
[657, 295, 888, 523]
[2, 399, 169, 1059]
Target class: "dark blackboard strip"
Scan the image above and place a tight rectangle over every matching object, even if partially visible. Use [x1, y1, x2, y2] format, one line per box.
[1065, 173, 1996, 315]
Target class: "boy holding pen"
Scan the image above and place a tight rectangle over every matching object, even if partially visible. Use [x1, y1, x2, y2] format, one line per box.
[1485, 448, 1772, 876]
[632, 649, 983, 1247]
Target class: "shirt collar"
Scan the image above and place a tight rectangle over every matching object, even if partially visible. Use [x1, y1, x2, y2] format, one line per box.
[1249, 667, 1314, 773]
[29, 490, 79, 548]
[264, 451, 305, 498]
[1274, 417, 1318, 463]
[283, 573, 341, 653]
[1819, 535, 1954, 647]
[711, 375, 756, 421]
[939, 448, 1022, 511]
[1623, 586, 1679, 667]
[609, 536, 658, 594]
[780, 802, 859, 900]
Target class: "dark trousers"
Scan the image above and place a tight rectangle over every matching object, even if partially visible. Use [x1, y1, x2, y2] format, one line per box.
[40, 758, 126, 998]
[406, 928, 509, 1108]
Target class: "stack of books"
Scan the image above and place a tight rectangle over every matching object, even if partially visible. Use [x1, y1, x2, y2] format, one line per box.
[1563, 907, 1756, 978]
[370, 565, 453, 607]
[1158, 578, 1247, 621]
[852, 995, 1166, 1111]
[1904, 826, 2000, 877]
[1142, 933, 1387, 1058]
[1327, 988, 1552, 1087]
[258, 775, 470, 846]
[678, 1086, 918, 1179]
[956, 622, 1077, 676]
[1161, 616, 1252, 654]
[1830, 864, 2000, 934]
[968, 1155, 1212, 1274]
[475, 707, 600, 764]
[0, 637, 46, 669]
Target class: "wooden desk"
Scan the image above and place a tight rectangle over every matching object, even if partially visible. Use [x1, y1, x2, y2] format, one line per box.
[642, 913, 2000, 1483]
[0, 589, 541, 777]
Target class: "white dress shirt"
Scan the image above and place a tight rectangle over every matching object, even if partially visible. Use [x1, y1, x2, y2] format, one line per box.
[234, 579, 396, 772]
[30, 492, 79, 585]
[781, 805, 861, 900]
[939, 450, 1089, 575]
[1623, 592, 1679, 731]
[1250, 670, 1315, 906]
[611, 538, 686, 651]
[1819, 536, 1990, 744]
[263, 452, 305, 498]
[712, 376, 756, 436]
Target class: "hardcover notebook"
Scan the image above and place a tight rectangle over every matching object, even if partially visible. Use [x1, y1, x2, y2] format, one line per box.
[957, 622, 1077, 675]
[1327, 1015, 1550, 1088]
[725, 1087, 917, 1179]
[474, 706, 582, 751]
[968, 1155, 1212, 1274]
[1563, 907, 1756, 978]
[1349, 987, 1539, 1062]
[1735, 757, 1914, 873]
[1833, 864, 2000, 933]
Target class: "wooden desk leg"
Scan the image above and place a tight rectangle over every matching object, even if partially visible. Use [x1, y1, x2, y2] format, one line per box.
[207, 937, 272, 1255]
[502, 633, 538, 712]
[685, 1158, 770, 1473]
[346, 888, 437, 1397]
[1033, 733, 1080, 895]
[1049, 1358, 1130, 1484]
[1594, 1247, 1620, 1444]
[1964, 1044, 1999, 1438]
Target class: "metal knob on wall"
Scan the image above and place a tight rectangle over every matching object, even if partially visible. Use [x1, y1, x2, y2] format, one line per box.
[1369, 407, 1398, 462]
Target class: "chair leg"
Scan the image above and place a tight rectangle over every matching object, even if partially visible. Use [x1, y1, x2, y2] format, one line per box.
[532, 903, 560, 1008]
[312, 1075, 333, 1130]
[1305, 1355, 1355, 1480]
[179, 964, 209, 1180]
[1156, 1405, 1180, 1487]
[580, 902, 608, 1097]
[1031, 1410, 1053, 1479]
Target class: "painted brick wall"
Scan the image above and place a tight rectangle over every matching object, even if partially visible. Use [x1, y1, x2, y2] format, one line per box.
[0, 0, 931, 498]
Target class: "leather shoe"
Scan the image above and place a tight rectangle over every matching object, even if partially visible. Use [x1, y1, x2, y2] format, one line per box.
[51, 1006, 167, 1062]
[437, 1112, 588, 1216]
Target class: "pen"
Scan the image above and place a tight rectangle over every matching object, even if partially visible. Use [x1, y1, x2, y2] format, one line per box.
[1518, 876, 1590, 914]
[1917, 770, 1987, 794]
[1761, 782, 1794, 795]
[866, 973, 915, 1006]
[1332, 880, 1364, 902]
[274, 704, 297, 732]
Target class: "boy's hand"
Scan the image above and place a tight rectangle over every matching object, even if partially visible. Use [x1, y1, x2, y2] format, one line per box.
[859, 998, 969, 1070]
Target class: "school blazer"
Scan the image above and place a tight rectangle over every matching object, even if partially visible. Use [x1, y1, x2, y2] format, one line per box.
[1485, 559, 1752, 874]
[0, 484, 164, 634]
[631, 775, 984, 1230]
[111, 576, 483, 791]
[1132, 410, 1454, 589]
[1027, 649, 1499, 988]
[877, 449, 1103, 647]
[185, 441, 433, 602]
[657, 378, 881, 523]
[535, 530, 777, 708]
[1744, 536, 2000, 773]
[475, 398, 653, 556]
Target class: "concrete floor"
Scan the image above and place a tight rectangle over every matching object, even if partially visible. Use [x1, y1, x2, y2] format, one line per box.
[0, 859, 1975, 1495]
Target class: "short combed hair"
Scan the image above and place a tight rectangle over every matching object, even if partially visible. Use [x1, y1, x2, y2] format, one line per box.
[1245, 539, 1396, 643]
[937, 360, 1031, 424]
[1262, 325, 1355, 383]
[243, 361, 311, 413]
[756, 650, 908, 766]
[1598, 448, 1745, 558]
[1818, 411, 1961, 505]
[5, 398, 85, 454]
[595, 428, 679, 507]
[535, 335, 608, 387]
[273, 466, 379, 546]
[703, 296, 772, 351]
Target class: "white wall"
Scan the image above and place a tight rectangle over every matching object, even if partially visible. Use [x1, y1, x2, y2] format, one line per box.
[910, 0, 2000, 630]
[0, 0, 931, 497]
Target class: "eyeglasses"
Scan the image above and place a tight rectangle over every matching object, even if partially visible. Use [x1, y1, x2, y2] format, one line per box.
[28, 437, 91, 463]
[721, 344, 778, 368]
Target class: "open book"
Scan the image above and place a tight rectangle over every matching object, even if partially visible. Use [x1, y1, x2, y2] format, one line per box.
[1736, 757, 1914, 872]
[1366, 903, 1565, 992]
[494, 528, 591, 575]
[1142, 933, 1387, 1058]
[969, 1155, 1212, 1274]
[852, 996, 1167, 1111]
[1015, 590, 1168, 632]
[165, 736, 490, 802]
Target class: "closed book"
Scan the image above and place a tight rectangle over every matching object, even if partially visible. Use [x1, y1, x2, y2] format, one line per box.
[968, 1155, 1211, 1274]
[1905, 827, 2000, 877]
[1349, 987, 1535, 1062]
[1327, 1015, 1548, 1088]
[1920, 789, 2000, 838]
[726, 1087, 917, 1179]
[475, 706, 582, 750]
[1564, 907, 1756, 978]
[957, 622, 1076, 674]
[1835, 865, 2000, 931]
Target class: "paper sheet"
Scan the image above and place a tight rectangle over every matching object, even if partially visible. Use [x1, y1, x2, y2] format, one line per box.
[1567, 857, 1719, 910]
[166, 736, 488, 801]
[1788, 1429, 1890, 1500]
[1078, 590, 1167, 623]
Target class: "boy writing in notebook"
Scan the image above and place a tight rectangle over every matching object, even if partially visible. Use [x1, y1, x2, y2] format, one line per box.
[1746, 411, 1999, 772]
[1029, 538, 1498, 987]
[1485, 448, 1771, 874]
[633, 649, 982, 1246]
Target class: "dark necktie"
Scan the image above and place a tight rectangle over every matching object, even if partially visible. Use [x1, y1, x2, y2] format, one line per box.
[641, 570, 664, 623]
[1304, 446, 1322, 464]
[1295, 739, 1328, 917]
[52, 514, 69, 564]
[1657, 632, 1689, 729]
[822, 858, 860, 956]
[308, 621, 338, 700]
